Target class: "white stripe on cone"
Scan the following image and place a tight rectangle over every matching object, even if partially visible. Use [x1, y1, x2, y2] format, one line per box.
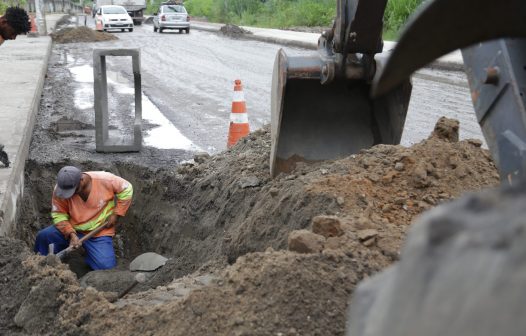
[230, 112, 249, 123]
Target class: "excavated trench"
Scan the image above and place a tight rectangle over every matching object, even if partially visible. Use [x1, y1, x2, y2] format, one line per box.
[11, 33, 341, 296]
[15, 134, 340, 292]
[2, 116, 504, 335]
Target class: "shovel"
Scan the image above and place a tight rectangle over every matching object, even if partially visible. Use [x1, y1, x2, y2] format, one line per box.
[55, 223, 108, 260]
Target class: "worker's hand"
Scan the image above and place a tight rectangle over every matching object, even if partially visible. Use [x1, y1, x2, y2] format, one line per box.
[69, 232, 81, 249]
[105, 214, 119, 229]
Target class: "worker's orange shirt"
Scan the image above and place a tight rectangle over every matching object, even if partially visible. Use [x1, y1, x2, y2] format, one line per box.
[51, 171, 133, 238]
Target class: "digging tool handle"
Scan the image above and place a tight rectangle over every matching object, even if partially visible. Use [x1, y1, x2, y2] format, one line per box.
[56, 224, 108, 259]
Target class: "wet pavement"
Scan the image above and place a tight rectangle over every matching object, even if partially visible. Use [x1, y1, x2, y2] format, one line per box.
[58, 16, 484, 155]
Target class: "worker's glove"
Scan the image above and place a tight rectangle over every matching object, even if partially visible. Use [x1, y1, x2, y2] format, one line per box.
[69, 232, 81, 249]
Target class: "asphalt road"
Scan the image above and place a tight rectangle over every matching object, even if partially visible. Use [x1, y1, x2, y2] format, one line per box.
[58, 17, 484, 154]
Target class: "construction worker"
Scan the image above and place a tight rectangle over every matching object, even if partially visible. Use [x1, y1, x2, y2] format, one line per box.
[34, 166, 133, 270]
[0, 7, 30, 46]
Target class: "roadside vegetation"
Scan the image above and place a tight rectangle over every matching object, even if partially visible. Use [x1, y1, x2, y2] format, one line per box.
[382, 0, 423, 39]
[0, 0, 27, 15]
[145, 0, 422, 40]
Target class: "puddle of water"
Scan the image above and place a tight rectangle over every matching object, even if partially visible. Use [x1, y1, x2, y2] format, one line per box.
[70, 64, 94, 110]
[69, 64, 92, 83]
[68, 63, 202, 151]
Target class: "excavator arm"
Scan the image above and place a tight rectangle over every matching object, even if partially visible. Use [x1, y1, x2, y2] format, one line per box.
[270, 0, 412, 176]
[373, 0, 526, 184]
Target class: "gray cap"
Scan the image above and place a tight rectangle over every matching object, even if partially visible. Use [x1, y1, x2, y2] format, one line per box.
[55, 166, 81, 199]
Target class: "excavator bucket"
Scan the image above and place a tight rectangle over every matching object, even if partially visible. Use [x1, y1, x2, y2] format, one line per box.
[269, 0, 412, 177]
[270, 49, 412, 176]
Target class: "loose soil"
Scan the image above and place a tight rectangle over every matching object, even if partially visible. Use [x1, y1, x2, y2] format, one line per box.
[1, 112, 499, 334]
[50, 26, 118, 43]
[219, 24, 253, 38]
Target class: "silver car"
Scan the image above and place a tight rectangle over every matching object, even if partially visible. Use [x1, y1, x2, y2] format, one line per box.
[153, 4, 190, 33]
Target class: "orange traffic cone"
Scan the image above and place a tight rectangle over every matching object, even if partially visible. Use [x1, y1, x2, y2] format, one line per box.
[227, 79, 250, 148]
[28, 14, 38, 37]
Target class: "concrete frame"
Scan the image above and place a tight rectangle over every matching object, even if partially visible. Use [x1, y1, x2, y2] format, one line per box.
[93, 48, 142, 152]
[76, 14, 87, 27]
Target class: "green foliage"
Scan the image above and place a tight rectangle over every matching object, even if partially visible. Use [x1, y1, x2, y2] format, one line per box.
[146, 0, 162, 14]
[185, 0, 214, 17]
[183, 0, 336, 28]
[163, 0, 422, 39]
[0, 0, 28, 15]
[383, 0, 423, 39]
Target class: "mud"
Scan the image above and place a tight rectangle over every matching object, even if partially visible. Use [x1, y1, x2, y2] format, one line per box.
[219, 24, 253, 37]
[2, 111, 500, 335]
[50, 26, 118, 43]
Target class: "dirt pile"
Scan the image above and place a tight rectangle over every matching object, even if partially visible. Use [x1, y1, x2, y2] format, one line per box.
[219, 24, 253, 37]
[4, 117, 500, 335]
[0, 238, 33, 334]
[50, 26, 118, 43]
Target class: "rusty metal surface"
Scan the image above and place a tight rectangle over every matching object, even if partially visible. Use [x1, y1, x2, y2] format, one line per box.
[373, 0, 526, 97]
[462, 39, 526, 183]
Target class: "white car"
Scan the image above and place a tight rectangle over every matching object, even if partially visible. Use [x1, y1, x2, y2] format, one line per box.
[153, 4, 190, 34]
[96, 5, 134, 32]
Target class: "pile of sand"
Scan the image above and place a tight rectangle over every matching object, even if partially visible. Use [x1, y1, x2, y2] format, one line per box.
[50, 26, 118, 44]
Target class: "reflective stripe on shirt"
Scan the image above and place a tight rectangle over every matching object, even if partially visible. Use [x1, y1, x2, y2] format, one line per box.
[117, 183, 133, 200]
[74, 200, 115, 232]
[51, 212, 70, 224]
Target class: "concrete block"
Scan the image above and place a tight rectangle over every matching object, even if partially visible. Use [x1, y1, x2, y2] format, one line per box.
[93, 48, 142, 153]
[76, 14, 87, 27]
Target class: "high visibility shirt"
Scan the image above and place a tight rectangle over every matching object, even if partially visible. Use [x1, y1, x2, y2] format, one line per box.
[51, 171, 133, 238]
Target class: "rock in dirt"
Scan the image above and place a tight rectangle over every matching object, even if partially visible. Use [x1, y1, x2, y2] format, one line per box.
[0, 238, 33, 332]
[356, 229, 378, 242]
[80, 269, 137, 293]
[50, 26, 118, 43]
[14, 277, 63, 334]
[238, 175, 260, 188]
[288, 229, 325, 253]
[432, 116, 459, 142]
[129, 252, 168, 272]
[347, 180, 526, 336]
[312, 215, 344, 238]
[193, 152, 210, 164]
[0, 239, 81, 335]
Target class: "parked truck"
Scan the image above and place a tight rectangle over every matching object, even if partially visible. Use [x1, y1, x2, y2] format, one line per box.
[96, 0, 146, 25]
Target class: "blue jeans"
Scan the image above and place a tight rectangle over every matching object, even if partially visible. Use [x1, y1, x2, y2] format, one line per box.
[34, 225, 116, 270]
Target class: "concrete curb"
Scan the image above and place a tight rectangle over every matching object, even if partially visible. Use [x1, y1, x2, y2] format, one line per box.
[241, 34, 318, 51]
[0, 14, 67, 236]
[189, 21, 465, 72]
